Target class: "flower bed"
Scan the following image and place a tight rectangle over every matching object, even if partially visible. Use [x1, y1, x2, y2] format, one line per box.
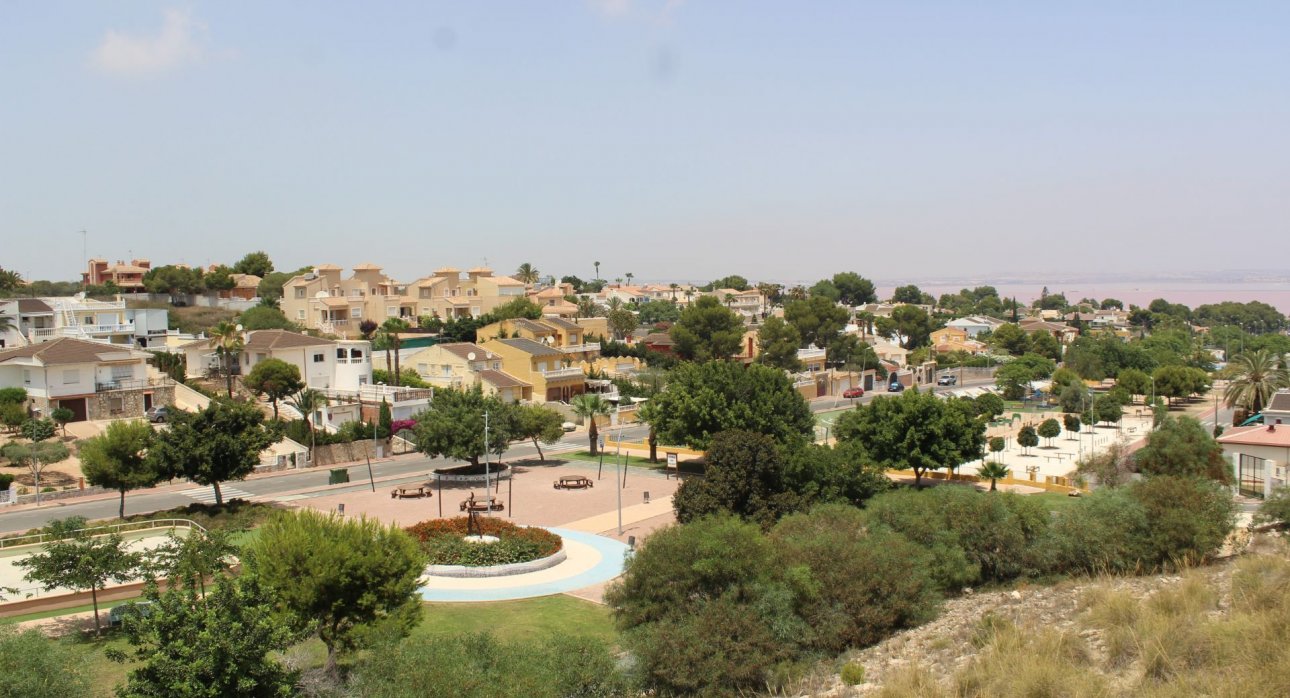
[405, 517, 562, 567]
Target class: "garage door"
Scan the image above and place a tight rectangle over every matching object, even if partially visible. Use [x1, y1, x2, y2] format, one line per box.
[58, 398, 87, 422]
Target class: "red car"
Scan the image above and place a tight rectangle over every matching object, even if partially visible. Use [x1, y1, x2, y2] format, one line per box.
[843, 387, 865, 399]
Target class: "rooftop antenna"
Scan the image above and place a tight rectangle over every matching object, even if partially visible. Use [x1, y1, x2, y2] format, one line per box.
[81, 230, 87, 285]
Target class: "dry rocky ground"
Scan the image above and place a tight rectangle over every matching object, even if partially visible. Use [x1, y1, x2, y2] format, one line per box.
[787, 528, 1264, 697]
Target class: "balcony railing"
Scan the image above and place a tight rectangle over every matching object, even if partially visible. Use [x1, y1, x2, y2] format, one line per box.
[96, 376, 173, 392]
[559, 342, 601, 354]
[797, 347, 827, 361]
[540, 367, 586, 380]
[335, 356, 369, 364]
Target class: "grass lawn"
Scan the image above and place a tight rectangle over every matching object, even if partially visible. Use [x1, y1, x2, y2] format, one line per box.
[39, 594, 616, 696]
[1026, 491, 1083, 513]
[558, 449, 703, 473]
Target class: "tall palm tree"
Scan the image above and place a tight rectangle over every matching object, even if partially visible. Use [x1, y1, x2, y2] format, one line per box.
[576, 298, 601, 320]
[1224, 349, 1289, 416]
[625, 272, 634, 286]
[570, 393, 612, 456]
[515, 263, 540, 285]
[0, 267, 22, 291]
[207, 321, 244, 398]
[637, 400, 661, 463]
[977, 462, 1010, 492]
[669, 283, 679, 301]
[684, 288, 694, 304]
[378, 318, 409, 386]
[593, 261, 601, 281]
[0, 315, 15, 334]
[288, 388, 329, 458]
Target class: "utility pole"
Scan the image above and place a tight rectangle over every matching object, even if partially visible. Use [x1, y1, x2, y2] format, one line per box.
[483, 410, 491, 504]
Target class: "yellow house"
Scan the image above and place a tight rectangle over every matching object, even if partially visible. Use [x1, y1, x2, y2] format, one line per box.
[475, 317, 602, 362]
[405, 342, 533, 402]
[480, 338, 586, 403]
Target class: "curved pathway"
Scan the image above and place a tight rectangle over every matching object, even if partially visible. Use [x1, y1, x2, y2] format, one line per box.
[418, 528, 630, 602]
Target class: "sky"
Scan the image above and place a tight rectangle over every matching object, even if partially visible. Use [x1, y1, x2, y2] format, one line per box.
[2, 1, 1288, 286]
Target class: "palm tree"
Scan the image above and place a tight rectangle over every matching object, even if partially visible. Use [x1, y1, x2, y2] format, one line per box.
[1224, 349, 1290, 416]
[593, 261, 601, 281]
[669, 283, 679, 301]
[0, 315, 15, 334]
[625, 272, 634, 286]
[379, 318, 409, 386]
[684, 288, 694, 304]
[977, 462, 1010, 492]
[576, 298, 601, 319]
[207, 321, 244, 398]
[570, 393, 612, 456]
[0, 267, 22, 291]
[288, 388, 329, 458]
[724, 293, 735, 309]
[516, 263, 540, 285]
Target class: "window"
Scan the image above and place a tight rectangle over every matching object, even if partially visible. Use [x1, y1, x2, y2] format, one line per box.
[111, 365, 132, 381]
[417, 363, 427, 375]
[493, 362, 501, 370]
[1240, 454, 1267, 499]
[337, 349, 347, 359]
[23, 369, 31, 385]
[63, 369, 80, 384]
[351, 308, 362, 319]
[386, 307, 398, 317]
[537, 361, 547, 372]
[294, 287, 306, 299]
[313, 353, 325, 363]
[350, 289, 362, 297]
[297, 309, 306, 320]
[349, 349, 363, 359]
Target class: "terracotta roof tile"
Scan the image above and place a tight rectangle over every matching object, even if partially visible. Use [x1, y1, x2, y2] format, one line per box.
[0, 337, 147, 366]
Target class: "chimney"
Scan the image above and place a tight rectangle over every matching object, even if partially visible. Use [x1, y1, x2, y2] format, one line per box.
[1269, 419, 1281, 432]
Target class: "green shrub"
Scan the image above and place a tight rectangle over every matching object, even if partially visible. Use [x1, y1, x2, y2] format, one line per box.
[1255, 486, 1290, 529]
[605, 515, 808, 695]
[0, 402, 25, 430]
[1129, 476, 1235, 568]
[1043, 486, 1152, 574]
[0, 472, 12, 490]
[0, 626, 94, 697]
[840, 661, 866, 686]
[405, 517, 563, 567]
[772, 503, 940, 652]
[0, 387, 27, 405]
[349, 632, 631, 698]
[862, 486, 1049, 589]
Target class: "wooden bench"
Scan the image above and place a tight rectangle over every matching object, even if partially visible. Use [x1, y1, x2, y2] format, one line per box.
[460, 499, 504, 513]
[390, 486, 429, 499]
[554, 476, 594, 490]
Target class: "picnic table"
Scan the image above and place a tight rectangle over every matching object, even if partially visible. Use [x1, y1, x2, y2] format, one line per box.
[391, 486, 430, 499]
[460, 497, 505, 513]
[554, 475, 594, 490]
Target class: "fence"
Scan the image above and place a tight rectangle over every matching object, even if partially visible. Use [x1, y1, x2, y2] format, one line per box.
[0, 518, 206, 551]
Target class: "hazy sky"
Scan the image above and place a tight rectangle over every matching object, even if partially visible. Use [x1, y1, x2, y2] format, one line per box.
[3, 2, 1288, 285]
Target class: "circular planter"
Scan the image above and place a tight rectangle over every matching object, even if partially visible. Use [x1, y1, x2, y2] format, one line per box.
[425, 548, 568, 578]
[429, 462, 511, 484]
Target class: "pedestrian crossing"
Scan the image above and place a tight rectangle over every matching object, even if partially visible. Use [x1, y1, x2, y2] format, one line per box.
[176, 486, 262, 504]
[543, 442, 585, 455]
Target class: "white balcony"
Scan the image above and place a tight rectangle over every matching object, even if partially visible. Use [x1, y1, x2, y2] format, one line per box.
[797, 346, 827, 361]
[540, 367, 585, 381]
[559, 342, 601, 354]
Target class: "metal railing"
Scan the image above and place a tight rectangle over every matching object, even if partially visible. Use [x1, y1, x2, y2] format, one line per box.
[96, 375, 173, 392]
[0, 518, 206, 551]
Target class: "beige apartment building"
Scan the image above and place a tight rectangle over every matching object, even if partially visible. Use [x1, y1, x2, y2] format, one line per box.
[280, 264, 416, 337]
[405, 267, 527, 319]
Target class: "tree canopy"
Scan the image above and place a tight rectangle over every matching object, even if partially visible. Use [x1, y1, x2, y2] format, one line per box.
[242, 359, 304, 419]
[411, 386, 511, 467]
[79, 420, 162, 519]
[246, 510, 425, 676]
[149, 400, 276, 505]
[668, 295, 744, 361]
[756, 315, 802, 371]
[784, 295, 848, 349]
[834, 389, 985, 486]
[1135, 416, 1230, 483]
[233, 251, 275, 278]
[645, 361, 814, 450]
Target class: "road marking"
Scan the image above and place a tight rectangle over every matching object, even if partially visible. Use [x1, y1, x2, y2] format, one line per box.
[176, 486, 260, 503]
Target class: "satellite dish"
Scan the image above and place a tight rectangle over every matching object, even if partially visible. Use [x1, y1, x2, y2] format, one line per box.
[467, 352, 476, 361]
[235, 324, 243, 331]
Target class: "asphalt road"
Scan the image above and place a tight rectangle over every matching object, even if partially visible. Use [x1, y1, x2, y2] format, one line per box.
[0, 424, 651, 534]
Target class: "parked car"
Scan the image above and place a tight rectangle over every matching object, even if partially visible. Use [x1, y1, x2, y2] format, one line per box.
[887, 382, 905, 393]
[842, 387, 865, 399]
[146, 406, 170, 423]
[561, 421, 577, 432]
[937, 374, 958, 386]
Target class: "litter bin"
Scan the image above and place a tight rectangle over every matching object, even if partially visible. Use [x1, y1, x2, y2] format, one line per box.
[328, 469, 350, 485]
